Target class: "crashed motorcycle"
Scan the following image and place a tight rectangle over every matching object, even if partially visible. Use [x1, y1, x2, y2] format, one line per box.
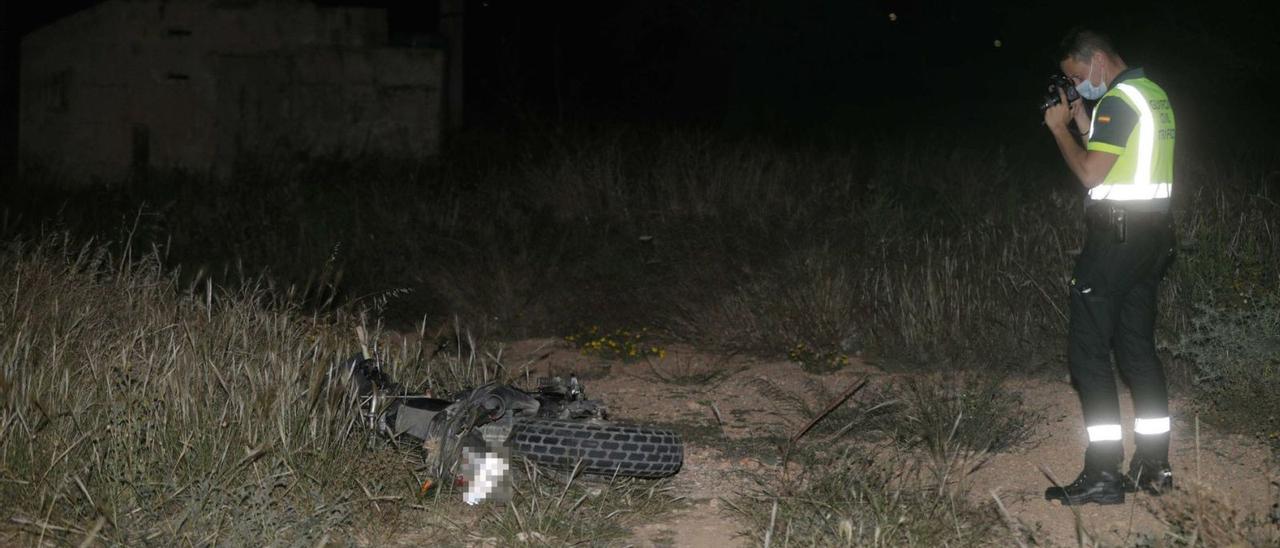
[342, 355, 683, 502]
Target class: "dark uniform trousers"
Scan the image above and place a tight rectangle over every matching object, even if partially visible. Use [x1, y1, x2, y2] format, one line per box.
[1069, 202, 1176, 470]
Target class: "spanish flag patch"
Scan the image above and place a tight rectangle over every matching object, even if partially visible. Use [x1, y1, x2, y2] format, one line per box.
[1098, 115, 1112, 124]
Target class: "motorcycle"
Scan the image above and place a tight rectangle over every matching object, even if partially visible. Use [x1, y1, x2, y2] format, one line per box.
[342, 355, 683, 503]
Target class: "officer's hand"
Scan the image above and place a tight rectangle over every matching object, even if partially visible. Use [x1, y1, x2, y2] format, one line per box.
[1044, 88, 1071, 131]
[1070, 99, 1090, 135]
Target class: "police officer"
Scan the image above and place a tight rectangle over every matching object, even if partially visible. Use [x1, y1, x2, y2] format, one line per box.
[1042, 28, 1177, 506]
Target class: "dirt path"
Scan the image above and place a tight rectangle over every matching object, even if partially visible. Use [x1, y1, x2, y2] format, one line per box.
[970, 378, 1275, 545]
[503, 339, 1277, 547]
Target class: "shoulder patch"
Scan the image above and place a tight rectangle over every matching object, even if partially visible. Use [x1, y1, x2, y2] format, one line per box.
[1098, 115, 1111, 124]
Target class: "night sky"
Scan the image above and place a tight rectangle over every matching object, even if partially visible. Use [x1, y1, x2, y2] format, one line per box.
[4, 0, 1280, 170]
[428, 0, 1279, 137]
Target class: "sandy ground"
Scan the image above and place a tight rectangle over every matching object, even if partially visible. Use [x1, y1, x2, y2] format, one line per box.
[499, 339, 1278, 547]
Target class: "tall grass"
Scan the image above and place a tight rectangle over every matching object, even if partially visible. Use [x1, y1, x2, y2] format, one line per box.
[0, 236, 681, 544]
[4, 126, 1277, 542]
[471, 459, 680, 545]
[6, 127, 1276, 375]
[0, 236, 382, 544]
[6, 127, 1277, 375]
[728, 432, 1003, 546]
[1142, 479, 1280, 546]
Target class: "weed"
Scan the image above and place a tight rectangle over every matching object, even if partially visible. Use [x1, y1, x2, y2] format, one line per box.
[565, 325, 665, 361]
[467, 458, 682, 545]
[5, 126, 1279, 543]
[1140, 479, 1280, 546]
[640, 353, 741, 386]
[746, 374, 1036, 457]
[7, 131, 1276, 383]
[787, 343, 855, 374]
[1170, 297, 1280, 442]
[0, 238, 494, 544]
[731, 374, 1029, 546]
[892, 374, 1040, 457]
[727, 444, 1002, 546]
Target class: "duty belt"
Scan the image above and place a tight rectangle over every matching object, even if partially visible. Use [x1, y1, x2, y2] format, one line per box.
[1085, 202, 1171, 244]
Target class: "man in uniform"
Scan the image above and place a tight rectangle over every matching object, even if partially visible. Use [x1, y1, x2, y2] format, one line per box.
[1042, 28, 1177, 506]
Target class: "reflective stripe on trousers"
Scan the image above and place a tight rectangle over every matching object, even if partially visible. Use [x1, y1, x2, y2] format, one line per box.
[1085, 417, 1171, 442]
[1070, 210, 1176, 467]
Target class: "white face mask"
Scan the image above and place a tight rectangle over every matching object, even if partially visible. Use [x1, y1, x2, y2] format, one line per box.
[1075, 60, 1107, 100]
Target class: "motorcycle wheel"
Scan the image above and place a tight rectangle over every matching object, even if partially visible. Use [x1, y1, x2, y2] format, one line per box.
[509, 418, 683, 479]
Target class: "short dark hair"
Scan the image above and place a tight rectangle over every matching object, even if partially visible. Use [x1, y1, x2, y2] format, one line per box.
[1058, 27, 1117, 62]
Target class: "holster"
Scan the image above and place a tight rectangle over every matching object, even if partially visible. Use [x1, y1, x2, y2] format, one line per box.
[1085, 203, 1170, 244]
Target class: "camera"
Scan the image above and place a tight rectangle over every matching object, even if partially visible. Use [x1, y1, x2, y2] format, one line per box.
[1039, 74, 1081, 112]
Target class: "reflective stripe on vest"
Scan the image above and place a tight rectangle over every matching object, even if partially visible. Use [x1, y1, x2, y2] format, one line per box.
[1088, 83, 1169, 202]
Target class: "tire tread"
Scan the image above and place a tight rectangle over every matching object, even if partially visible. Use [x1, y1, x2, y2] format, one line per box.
[510, 418, 683, 478]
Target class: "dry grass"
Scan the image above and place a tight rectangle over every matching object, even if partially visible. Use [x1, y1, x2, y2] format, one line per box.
[3, 127, 1278, 544]
[0, 236, 383, 544]
[1142, 479, 1280, 546]
[725, 374, 1035, 546]
[6, 131, 1276, 378]
[892, 373, 1040, 457]
[0, 237, 677, 544]
[727, 441, 1002, 546]
[465, 458, 682, 545]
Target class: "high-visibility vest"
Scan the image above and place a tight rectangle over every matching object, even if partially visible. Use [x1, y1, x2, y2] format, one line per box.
[1086, 76, 1175, 202]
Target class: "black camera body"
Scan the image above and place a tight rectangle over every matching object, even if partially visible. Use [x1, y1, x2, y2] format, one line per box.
[1040, 74, 1081, 112]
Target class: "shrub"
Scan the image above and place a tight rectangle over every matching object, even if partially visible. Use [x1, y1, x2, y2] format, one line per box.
[692, 245, 866, 373]
[1170, 298, 1280, 440]
[892, 373, 1040, 458]
[1141, 480, 1280, 546]
[564, 325, 665, 361]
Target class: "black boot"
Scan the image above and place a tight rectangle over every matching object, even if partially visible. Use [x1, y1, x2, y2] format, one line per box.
[1044, 467, 1126, 505]
[1125, 458, 1174, 495]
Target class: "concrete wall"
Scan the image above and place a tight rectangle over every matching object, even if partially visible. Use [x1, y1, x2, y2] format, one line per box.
[214, 47, 442, 169]
[19, 0, 440, 182]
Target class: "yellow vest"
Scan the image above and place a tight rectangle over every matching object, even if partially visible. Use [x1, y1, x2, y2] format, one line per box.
[1086, 71, 1175, 203]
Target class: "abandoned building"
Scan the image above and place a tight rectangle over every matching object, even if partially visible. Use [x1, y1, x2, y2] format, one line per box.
[19, 0, 448, 182]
